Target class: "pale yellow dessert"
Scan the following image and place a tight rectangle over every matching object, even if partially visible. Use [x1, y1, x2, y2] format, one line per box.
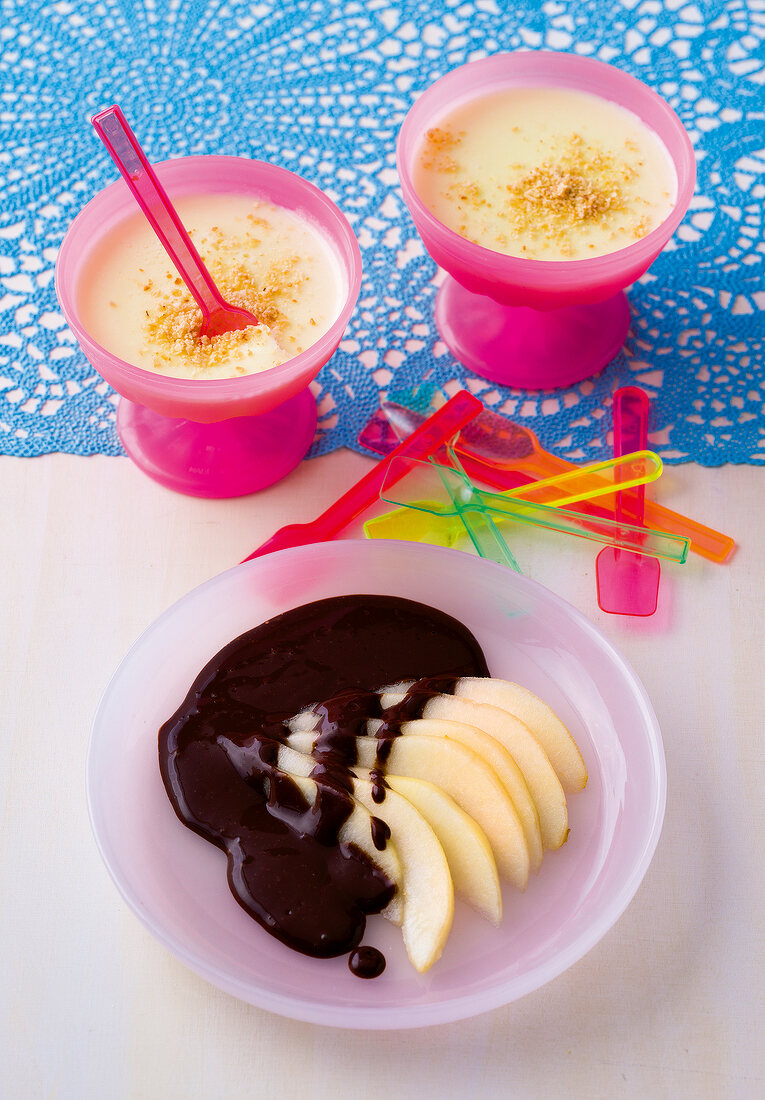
[78, 195, 345, 379]
[413, 86, 678, 260]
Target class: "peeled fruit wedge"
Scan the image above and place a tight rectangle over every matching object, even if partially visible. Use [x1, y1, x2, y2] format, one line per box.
[381, 692, 568, 852]
[453, 678, 587, 793]
[350, 776, 454, 973]
[287, 729, 530, 891]
[282, 676, 588, 975]
[356, 768, 502, 926]
[370, 712, 544, 871]
[277, 744, 453, 973]
[284, 769, 404, 926]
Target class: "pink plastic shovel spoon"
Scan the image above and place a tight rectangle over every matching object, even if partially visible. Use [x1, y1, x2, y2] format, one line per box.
[91, 105, 258, 339]
[596, 387, 661, 616]
[244, 390, 483, 559]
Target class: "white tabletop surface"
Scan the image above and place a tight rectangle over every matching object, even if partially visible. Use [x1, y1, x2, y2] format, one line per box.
[2, 447, 763, 1099]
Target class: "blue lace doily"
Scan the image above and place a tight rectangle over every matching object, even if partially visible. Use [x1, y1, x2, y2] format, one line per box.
[1, 0, 763, 465]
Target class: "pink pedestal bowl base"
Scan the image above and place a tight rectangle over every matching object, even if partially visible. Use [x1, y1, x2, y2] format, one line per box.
[435, 277, 631, 390]
[116, 386, 317, 498]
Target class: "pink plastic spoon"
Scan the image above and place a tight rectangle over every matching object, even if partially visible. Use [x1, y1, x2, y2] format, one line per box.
[91, 105, 258, 340]
[596, 387, 661, 616]
[244, 390, 483, 559]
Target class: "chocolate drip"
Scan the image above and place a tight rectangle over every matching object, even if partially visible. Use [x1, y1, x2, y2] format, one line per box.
[162, 732, 393, 957]
[348, 946, 386, 979]
[158, 594, 488, 972]
[369, 769, 388, 805]
[370, 816, 391, 851]
[299, 673, 466, 774]
[305, 688, 380, 782]
[382, 674, 464, 725]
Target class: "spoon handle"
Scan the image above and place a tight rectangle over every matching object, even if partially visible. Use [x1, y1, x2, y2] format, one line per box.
[91, 105, 221, 321]
[613, 387, 650, 524]
[245, 391, 483, 560]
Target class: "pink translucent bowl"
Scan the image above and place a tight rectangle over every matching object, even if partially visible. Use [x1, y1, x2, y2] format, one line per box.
[87, 539, 666, 1029]
[56, 157, 362, 496]
[397, 52, 696, 389]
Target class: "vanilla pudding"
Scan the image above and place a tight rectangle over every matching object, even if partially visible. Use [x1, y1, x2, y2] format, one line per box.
[413, 86, 678, 261]
[77, 195, 345, 379]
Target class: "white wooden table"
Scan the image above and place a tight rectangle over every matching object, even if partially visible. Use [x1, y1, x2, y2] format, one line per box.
[2, 449, 763, 1099]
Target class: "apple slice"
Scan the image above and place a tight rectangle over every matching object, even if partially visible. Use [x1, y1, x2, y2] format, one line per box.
[288, 709, 324, 734]
[214, 735, 405, 925]
[355, 767, 502, 926]
[349, 776, 454, 972]
[367, 714, 543, 870]
[452, 678, 588, 793]
[288, 696, 546, 864]
[277, 744, 453, 973]
[286, 730, 530, 891]
[381, 694, 568, 852]
[283, 770, 404, 926]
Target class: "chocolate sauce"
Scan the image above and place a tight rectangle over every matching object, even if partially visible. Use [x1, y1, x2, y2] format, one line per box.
[369, 769, 388, 805]
[349, 946, 386, 979]
[370, 815, 391, 851]
[158, 594, 488, 973]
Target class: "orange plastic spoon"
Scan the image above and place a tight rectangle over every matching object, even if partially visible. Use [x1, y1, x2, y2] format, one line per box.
[382, 401, 735, 563]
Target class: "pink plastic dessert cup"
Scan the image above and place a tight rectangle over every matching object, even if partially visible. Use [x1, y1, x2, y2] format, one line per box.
[397, 52, 696, 389]
[56, 157, 362, 497]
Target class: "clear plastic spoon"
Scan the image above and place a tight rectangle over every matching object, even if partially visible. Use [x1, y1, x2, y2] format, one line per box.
[382, 448, 662, 572]
[365, 449, 662, 549]
[92, 105, 258, 340]
[430, 460, 522, 570]
[366, 396, 735, 563]
[373, 456, 690, 563]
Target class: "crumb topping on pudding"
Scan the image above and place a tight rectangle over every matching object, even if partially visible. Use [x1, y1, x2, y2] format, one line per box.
[415, 87, 676, 260]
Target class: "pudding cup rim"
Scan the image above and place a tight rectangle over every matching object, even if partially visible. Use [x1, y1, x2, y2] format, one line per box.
[396, 51, 697, 285]
[55, 154, 363, 402]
